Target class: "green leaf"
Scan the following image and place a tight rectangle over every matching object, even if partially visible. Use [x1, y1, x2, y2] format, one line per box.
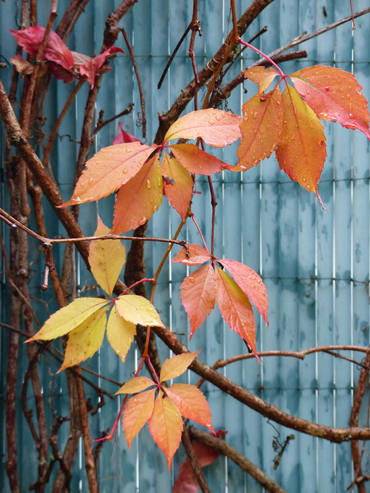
[115, 295, 165, 327]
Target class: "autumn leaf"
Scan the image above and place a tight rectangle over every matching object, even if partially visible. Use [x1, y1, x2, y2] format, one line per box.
[113, 121, 141, 144]
[123, 388, 156, 448]
[27, 297, 108, 341]
[180, 264, 218, 338]
[160, 351, 201, 382]
[161, 154, 193, 220]
[148, 390, 183, 468]
[290, 65, 370, 139]
[219, 259, 268, 325]
[234, 87, 283, 172]
[89, 217, 126, 296]
[244, 66, 280, 94]
[166, 384, 214, 432]
[79, 46, 123, 88]
[170, 144, 227, 175]
[58, 307, 108, 371]
[106, 305, 136, 363]
[10, 54, 34, 75]
[112, 155, 163, 233]
[276, 85, 326, 194]
[63, 142, 154, 205]
[172, 243, 211, 266]
[116, 376, 155, 395]
[115, 294, 165, 327]
[163, 109, 242, 147]
[215, 267, 257, 355]
[173, 441, 219, 493]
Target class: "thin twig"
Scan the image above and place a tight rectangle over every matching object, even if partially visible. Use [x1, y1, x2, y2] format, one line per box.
[182, 427, 210, 493]
[92, 102, 134, 137]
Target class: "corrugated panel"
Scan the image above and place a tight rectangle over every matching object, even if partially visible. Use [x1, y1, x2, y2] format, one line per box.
[1, 1, 370, 492]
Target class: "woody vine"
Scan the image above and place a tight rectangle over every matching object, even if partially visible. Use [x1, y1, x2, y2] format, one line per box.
[1, 1, 370, 492]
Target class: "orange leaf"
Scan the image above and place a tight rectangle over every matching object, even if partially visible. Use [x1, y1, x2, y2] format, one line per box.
[215, 267, 257, 355]
[161, 154, 193, 219]
[89, 217, 126, 295]
[234, 87, 283, 172]
[244, 66, 280, 94]
[166, 383, 214, 432]
[63, 142, 154, 205]
[290, 65, 370, 139]
[219, 259, 268, 325]
[106, 305, 136, 363]
[116, 376, 154, 395]
[172, 243, 211, 266]
[148, 390, 183, 469]
[164, 109, 242, 147]
[58, 307, 108, 372]
[276, 85, 326, 194]
[180, 263, 217, 337]
[123, 388, 156, 448]
[160, 351, 201, 383]
[170, 144, 226, 176]
[112, 155, 163, 233]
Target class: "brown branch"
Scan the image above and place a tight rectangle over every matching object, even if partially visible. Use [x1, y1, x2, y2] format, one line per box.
[92, 102, 134, 137]
[189, 427, 285, 492]
[56, 0, 91, 41]
[153, 324, 370, 443]
[120, 28, 146, 138]
[182, 427, 210, 493]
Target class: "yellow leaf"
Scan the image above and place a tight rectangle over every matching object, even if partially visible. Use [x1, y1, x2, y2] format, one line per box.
[116, 376, 155, 395]
[160, 351, 200, 383]
[89, 217, 126, 296]
[115, 295, 165, 327]
[28, 297, 108, 341]
[58, 307, 108, 371]
[106, 305, 136, 363]
[123, 388, 156, 448]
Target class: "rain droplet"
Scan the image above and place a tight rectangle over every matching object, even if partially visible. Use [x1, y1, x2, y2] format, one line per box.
[209, 119, 216, 124]
[146, 179, 152, 189]
[122, 168, 128, 174]
[188, 276, 195, 283]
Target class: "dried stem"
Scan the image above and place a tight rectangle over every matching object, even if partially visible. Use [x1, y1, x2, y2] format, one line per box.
[182, 427, 211, 493]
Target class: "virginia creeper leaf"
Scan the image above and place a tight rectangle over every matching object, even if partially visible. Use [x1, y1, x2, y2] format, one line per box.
[27, 297, 107, 341]
[123, 388, 156, 448]
[79, 46, 123, 88]
[166, 383, 214, 432]
[148, 390, 183, 469]
[115, 294, 165, 327]
[63, 142, 154, 205]
[215, 267, 257, 355]
[160, 351, 201, 383]
[244, 66, 280, 94]
[170, 144, 226, 175]
[106, 305, 136, 363]
[234, 87, 283, 172]
[112, 155, 162, 233]
[276, 85, 326, 194]
[89, 217, 126, 296]
[219, 259, 268, 325]
[163, 109, 242, 147]
[161, 154, 193, 220]
[10, 54, 34, 75]
[172, 244, 211, 266]
[58, 307, 108, 371]
[113, 121, 141, 144]
[181, 264, 217, 338]
[116, 376, 154, 395]
[290, 65, 370, 139]
[173, 441, 219, 493]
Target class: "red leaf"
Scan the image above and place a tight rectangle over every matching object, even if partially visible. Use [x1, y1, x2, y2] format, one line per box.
[170, 144, 227, 176]
[148, 391, 183, 469]
[234, 87, 283, 171]
[276, 85, 327, 194]
[63, 142, 154, 205]
[11, 26, 74, 71]
[79, 46, 123, 88]
[166, 384, 214, 432]
[113, 121, 141, 145]
[218, 259, 268, 325]
[112, 155, 162, 233]
[291, 65, 370, 139]
[123, 388, 156, 448]
[172, 244, 211, 266]
[164, 109, 242, 147]
[244, 66, 280, 94]
[161, 154, 193, 219]
[181, 264, 217, 338]
[215, 267, 257, 355]
[173, 441, 219, 493]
